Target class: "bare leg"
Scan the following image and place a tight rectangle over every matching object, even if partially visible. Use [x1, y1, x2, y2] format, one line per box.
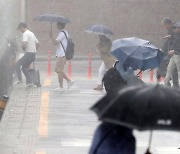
[58, 72, 64, 88]
[62, 72, 71, 82]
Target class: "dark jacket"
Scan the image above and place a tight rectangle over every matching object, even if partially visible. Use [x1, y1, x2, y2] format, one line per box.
[170, 32, 180, 55]
[89, 123, 136, 154]
[162, 28, 173, 57]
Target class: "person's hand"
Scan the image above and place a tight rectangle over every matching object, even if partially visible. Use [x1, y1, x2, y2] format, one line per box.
[168, 50, 175, 56]
[164, 35, 171, 39]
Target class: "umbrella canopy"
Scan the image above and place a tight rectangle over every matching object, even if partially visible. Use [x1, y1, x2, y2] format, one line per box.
[91, 84, 180, 131]
[111, 37, 164, 71]
[34, 14, 71, 24]
[85, 24, 114, 36]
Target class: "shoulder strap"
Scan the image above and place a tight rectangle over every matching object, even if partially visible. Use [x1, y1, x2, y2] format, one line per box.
[60, 42, 66, 52]
[59, 31, 68, 52]
[62, 31, 68, 41]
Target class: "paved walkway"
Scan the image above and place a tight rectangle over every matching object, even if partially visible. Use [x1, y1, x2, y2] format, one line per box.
[0, 61, 180, 154]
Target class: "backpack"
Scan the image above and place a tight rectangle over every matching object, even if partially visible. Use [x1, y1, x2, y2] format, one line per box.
[60, 31, 75, 60]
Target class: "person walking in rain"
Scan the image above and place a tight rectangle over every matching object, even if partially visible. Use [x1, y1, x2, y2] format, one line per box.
[15, 23, 39, 87]
[164, 22, 180, 86]
[157, 17, 179, 87]
[85, 24, 115, 91]
[93, 35, 116, 91]
[49, 22, 74, 92]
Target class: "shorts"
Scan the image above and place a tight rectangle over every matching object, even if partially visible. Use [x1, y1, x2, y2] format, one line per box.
[55, 56, 66, 73]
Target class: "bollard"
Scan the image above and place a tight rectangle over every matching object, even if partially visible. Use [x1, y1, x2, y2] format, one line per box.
[67, 61, 72, 78]
[150, 69, 154, 82]
[48, 51, 52, 77]
[88, 53, 92, 79]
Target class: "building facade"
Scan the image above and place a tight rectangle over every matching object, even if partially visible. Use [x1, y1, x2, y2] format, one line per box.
[27, 0, 180, 56]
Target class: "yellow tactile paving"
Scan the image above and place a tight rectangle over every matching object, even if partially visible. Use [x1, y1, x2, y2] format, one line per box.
[38, 92, 49, 137]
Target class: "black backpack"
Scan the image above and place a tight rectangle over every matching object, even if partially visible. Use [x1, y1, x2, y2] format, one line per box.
[60, 31, 75, 60]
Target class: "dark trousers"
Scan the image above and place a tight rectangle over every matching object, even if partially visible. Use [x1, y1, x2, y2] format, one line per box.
[15, 52, 36, 84]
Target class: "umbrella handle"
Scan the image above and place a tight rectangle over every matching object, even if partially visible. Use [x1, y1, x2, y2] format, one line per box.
[49, 22, 53, 43]
[50, 22, 52, 33]
[145, 131, 153, 154]
[137, 70, 142, 77]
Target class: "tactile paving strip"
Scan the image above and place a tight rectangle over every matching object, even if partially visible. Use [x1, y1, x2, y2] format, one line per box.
[0, 86, 41, 154]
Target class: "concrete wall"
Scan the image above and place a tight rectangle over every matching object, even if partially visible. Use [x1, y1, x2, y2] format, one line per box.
[27, 0, 180, 56]
[0, 0, 21, 57]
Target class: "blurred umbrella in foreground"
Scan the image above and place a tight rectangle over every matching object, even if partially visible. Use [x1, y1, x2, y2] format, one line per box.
[111, 37, 164, 71]
[85, 24, 114, 36]
[91, 84, 180, 153]
[91, 84, 180, 131]
[34, 14, 71, 31]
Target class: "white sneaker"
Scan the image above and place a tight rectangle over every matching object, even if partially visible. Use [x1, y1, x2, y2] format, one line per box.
[27, 83, 34, 87]
[53, 87, 65, 92]
[13, 81, 23, 85]
[68, 81, 75, 89]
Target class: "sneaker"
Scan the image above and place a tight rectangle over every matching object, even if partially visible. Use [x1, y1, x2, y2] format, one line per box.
[93, 85, 103, 91]
[68, 81, 74, 89]
[27, 83, 34, 87]
[13, 81, 23, 85]
[53, 87, 65, 92]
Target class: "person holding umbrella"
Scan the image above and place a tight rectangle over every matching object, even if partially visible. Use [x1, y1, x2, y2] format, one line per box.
[34, 14, 73, 91]
[89, 67, 136, 154]
[86, 24, 116, 91]
[164, 22, 180, 87]
[49, 22, 74, 91]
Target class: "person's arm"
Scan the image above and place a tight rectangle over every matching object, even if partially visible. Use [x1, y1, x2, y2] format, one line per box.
[35, 36, 40, 50]
[49, 32, 58, 45]
[50, 32, 65, 45]
[36, 43, 40, 50]
[22, 41, 27, 51]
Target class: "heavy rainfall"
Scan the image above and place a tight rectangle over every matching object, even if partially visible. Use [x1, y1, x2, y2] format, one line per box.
[0, 0, 180, 154]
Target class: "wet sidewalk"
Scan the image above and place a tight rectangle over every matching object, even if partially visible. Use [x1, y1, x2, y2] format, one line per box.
[0, 61, 103, 154]
[0, 61, 180, 154]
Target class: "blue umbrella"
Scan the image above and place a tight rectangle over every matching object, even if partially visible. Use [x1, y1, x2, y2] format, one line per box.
[34, 14, 71, 23]
[111, 37, 164, 71]
[85, 24, 114, 36]
[34, 14, 71, 32]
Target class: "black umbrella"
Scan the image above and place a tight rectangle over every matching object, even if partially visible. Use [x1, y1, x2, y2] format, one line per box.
[91, 84, 180, 131]
[34, 14, 71, 32]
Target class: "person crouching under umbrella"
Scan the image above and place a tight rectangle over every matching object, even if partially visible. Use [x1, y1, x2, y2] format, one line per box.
[89, 67, 136, 154]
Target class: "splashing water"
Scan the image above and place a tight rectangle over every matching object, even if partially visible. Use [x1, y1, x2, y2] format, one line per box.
[0, 0, 20, 57]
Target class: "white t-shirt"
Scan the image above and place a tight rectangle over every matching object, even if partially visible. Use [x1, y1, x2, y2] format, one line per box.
[23, 30, 39, 53]
[56, 30, 69, 57]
